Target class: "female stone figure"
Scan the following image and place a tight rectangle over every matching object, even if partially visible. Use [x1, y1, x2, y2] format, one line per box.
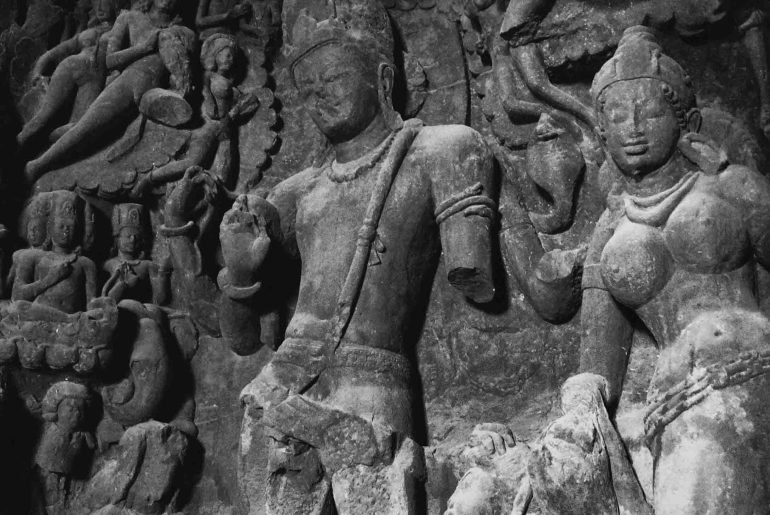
[559, 26, 770, 514]
[24, 0, 195, 182]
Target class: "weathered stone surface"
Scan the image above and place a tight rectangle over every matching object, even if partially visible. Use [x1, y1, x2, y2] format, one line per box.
[0, 0, 769, 513]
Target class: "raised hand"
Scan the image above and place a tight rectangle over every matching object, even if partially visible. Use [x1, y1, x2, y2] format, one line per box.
[164, 166, 220, 228]
[45, 260, 73, 288]
[219, 195, 274, 285]
[468, 423, 517, 458]
[140, 29, 161, 54]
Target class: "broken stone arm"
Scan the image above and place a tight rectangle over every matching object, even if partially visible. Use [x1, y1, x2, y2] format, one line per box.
[218, 184, 290, 356]
[429, 127, 497, 304]
[577, 209, 633, 407]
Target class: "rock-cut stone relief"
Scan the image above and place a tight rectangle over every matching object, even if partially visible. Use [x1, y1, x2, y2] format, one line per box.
[1, 0, 770, 513]
[211, 1, 498, 512]
[445, 25, 770, 515]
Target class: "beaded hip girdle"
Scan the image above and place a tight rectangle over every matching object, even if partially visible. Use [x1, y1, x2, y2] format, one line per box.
[643, 348, 770, 445]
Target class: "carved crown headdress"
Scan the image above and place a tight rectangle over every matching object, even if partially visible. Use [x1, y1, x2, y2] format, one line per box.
[591, 26, 695, 113]
[50, 191, 82, 221]
[289, 0, 395, 75]
[112, 203, 145, 235]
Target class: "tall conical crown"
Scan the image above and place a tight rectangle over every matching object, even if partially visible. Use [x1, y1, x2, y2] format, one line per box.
[289, 0, 395, 73]
[112, 203, 145, 235]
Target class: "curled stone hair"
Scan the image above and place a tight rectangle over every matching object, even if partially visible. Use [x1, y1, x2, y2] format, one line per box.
[201, 33, 238, 72]
[41, 382, 92, 423]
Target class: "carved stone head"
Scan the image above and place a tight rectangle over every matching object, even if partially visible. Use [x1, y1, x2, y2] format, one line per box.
[112, 203, 147, 258]
[91, 0, 121, 24]
[592, 26, 702, 177]
[21, 192, 52, 249]
[289, 0, 398, 142]
[133, 0, 178, 14]
[201, 33, 237, 75]
[41, 381, 93, 432]
[48, 191, 83, 251]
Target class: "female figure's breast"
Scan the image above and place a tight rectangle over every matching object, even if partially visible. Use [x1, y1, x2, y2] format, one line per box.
[663, 189, 750, 273]
[602, 185, 752, 309]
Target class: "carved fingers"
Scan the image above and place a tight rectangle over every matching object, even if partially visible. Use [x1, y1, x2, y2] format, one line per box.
[220, 195, 272, 281]
[141, 29, 161, 54]
[470, 423, 517, 457]
[164, 166, 219, 227]
[44, 261, 73, 289]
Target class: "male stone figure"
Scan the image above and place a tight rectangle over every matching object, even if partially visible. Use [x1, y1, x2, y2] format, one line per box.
[214, 1, 498, 513]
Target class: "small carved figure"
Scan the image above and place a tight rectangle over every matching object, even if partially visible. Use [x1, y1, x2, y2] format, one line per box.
[102, 203, 166, 304]
[210, 2, 497, 512]
[35, 381, 96, 510]
[561, 26, 770, 513]
[17, 0, 119, 151]
[11, 190, 96, 316]
[101, 203, 172, 428]
[24, 0, 195, 182]
[132, 33, 260, 195]
[6, 192, 52, 294]
[3, 191, 117, 373]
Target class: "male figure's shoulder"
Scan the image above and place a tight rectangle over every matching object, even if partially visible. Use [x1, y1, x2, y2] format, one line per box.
[409, 123, 491, 163]
[267, 164, 325, 203]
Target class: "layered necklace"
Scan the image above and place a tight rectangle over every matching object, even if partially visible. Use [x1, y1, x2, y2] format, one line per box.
[326, 129, 397, 183]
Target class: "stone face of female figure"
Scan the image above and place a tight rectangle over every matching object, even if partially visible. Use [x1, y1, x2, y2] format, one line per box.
[556, 26, 770, 514]
[24, 0, 194, 183]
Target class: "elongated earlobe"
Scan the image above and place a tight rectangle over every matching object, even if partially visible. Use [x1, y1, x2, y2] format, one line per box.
[378, 63, 395, 109]
[686, 108, 702, 133]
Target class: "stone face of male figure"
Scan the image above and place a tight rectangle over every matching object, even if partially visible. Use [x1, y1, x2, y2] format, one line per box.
[293, 44, 388, 147]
